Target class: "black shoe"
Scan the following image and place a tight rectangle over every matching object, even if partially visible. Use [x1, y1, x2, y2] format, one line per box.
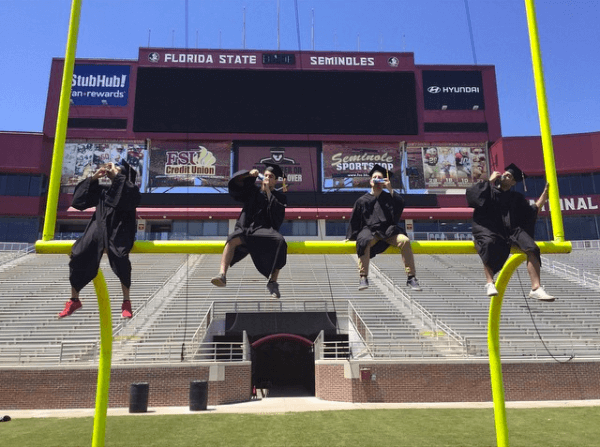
[267, 281, 281, 298]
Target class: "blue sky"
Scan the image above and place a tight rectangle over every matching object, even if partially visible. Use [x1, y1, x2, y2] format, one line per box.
[1, 0, 598, 137]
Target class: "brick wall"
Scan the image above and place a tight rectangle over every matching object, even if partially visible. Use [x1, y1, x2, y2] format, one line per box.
[315, 360, 600, 403]
[3, 360, 599, 410]
[0, 363, 252, 410]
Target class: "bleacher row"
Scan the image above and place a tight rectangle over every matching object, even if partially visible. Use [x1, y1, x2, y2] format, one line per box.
[0, 248, 599, 364]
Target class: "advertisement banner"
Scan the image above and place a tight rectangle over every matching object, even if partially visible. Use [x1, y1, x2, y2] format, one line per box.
[61, 141, 145, 193]
[71, 64, 130, 106]
[322, 143, 402, 192]
[236, 145, 318, 192]
[406, 143, 487, 190]
[423, 70, 485, 110]
[147, 141, 231, 193]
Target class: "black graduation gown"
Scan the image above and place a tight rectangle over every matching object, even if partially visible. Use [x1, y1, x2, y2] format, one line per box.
[227, 170, 287, 278]
[69, 174, 141, 291]
[346, 191, 407, 258]
[466, 181, 540, 274]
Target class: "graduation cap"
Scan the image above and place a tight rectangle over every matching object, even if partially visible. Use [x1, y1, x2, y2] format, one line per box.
[263, 162, 287, 192]
[263, 162, 286, 180]
[368, 164, 394, 179]
[116, 159, 137, 183]
[505, 163, 527, 191]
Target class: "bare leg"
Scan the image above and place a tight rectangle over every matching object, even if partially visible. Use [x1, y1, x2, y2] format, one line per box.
[220, 237, 243, 276]
[526, 253, 542, 290]
[71, 287, 80, 300]
[483, 264, 495, 284]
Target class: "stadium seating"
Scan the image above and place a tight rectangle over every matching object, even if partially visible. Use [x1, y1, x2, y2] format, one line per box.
[1, 247, 599, 365]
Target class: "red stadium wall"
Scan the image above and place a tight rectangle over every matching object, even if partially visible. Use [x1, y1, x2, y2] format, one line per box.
[315, 361, 600, 403]
[490, 132, 600, 175]
[0, 363, 251, 410]
[0, 132, 48, 218]
[0, 197, 45, 217]
[0, 132, 46, 173]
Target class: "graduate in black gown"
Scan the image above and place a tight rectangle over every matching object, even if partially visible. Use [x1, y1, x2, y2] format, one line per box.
[211, 163, 287, 298]
[466, 163, 553, 300]
[59, 161, 141, 318]
[346, 164, 422, 291]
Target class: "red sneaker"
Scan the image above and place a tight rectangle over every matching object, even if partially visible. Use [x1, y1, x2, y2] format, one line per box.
[58, 300, 82, 318]
[121, 300, 132, 318]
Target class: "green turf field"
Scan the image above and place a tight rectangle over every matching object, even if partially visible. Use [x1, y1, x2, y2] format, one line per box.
[2, 407, 599, 447]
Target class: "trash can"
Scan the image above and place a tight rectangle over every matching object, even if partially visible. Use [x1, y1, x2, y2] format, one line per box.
[189, 380, 208, 411]
[129, 382, 149, 413]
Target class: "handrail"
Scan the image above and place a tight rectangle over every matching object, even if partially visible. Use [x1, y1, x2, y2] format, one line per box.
[541, 255, 600, 289]
[0, 243, 35, 267]
[2, 335, 596, 365]
[373, 266, 466, 348]
[190, 303, 214, 356]
[113, 255, 204, 338]
[571, 240, 600, 250]
[347, 302, 373, 350]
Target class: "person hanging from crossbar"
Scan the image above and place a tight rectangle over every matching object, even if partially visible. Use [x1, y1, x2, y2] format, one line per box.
[346, 164, 422, 292]
[211, 162, 287, 298]
[466, 162, 553, 301]
[59, 161, 141, 318]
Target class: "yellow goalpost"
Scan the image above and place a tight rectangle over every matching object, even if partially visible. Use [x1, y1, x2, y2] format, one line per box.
[36, 1, 569, 446]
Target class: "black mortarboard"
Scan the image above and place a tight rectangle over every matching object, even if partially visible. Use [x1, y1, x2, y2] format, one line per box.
[505, 163, 525, 183]
[368, 164, 394, 179]
[264, 162, 285, 180]
[117, 159, 137, 183]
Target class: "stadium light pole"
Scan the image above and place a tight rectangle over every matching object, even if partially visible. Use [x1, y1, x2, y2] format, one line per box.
[41, 0, 82, 241]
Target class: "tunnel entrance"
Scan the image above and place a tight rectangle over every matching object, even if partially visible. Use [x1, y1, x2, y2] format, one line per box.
[214, 312, 346, 398]
[252, 333, 315, 397]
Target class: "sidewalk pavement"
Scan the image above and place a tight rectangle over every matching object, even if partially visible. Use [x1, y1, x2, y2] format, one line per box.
[5, 397, 600, 419]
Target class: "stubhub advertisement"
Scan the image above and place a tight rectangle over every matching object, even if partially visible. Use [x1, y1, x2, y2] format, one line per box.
[71, 64, 130, 106]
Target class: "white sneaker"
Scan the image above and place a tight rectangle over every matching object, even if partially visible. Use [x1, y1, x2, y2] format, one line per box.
[529, 286, 555, 302]
[485, 283, 498, 297]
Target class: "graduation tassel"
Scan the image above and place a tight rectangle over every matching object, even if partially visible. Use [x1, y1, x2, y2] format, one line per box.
[282, 178, 288, 193]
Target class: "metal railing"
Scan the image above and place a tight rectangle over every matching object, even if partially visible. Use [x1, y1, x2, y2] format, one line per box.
[571, 240, 600, 250]
[0, 243, 35, 266]
[316, 337, 599, 361]
[189, 303, 214, 357]
[348, 302, 373, 349]
[541, 255, 600, 289]
[212, 299, 335, 319]
[0, 242, 34, 251]
[373, 266, 467, 349]
[1, 340, 250, 365]
[112, 254, 204, 337]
